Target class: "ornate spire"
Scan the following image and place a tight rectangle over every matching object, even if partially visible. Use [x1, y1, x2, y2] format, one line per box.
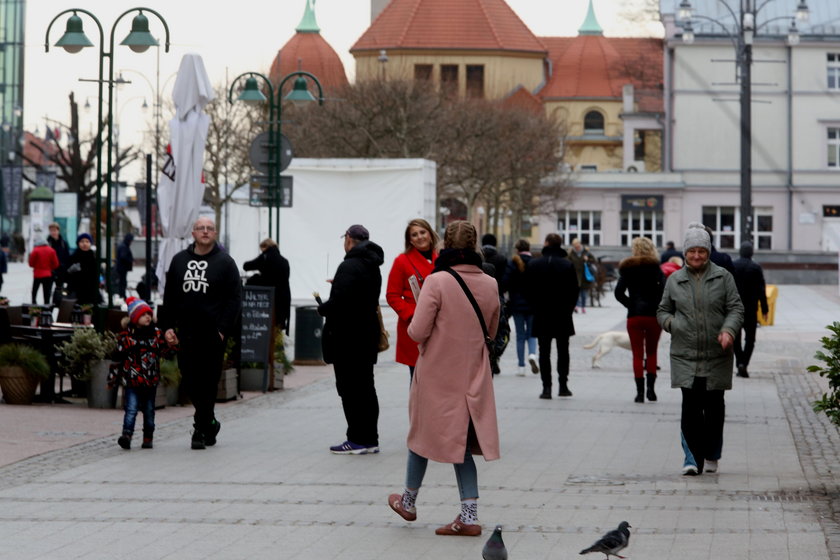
[578, 0, 604, 36]
[296, 0, 320, 33]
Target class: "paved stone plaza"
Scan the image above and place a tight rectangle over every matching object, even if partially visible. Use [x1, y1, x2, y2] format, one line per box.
[1, 261, 840, 559]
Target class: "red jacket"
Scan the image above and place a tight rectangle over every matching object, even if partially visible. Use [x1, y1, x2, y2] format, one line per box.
[29, 244, 59, 279]
[386, 248, 437, 366]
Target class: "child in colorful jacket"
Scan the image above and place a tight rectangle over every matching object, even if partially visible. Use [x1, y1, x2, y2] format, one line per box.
[108, 297, 176, 450]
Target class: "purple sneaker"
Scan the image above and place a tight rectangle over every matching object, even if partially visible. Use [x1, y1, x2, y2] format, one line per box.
[329, 441, 379, 455]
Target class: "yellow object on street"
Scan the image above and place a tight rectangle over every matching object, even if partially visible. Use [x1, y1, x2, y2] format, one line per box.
[758, 284, 777, 326]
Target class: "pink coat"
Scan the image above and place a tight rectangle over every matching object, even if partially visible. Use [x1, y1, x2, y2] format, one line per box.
[406, 264, 501, 464]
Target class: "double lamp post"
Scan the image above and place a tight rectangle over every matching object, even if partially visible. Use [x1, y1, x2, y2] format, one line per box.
[677, 0, 809, 244]
[45, 7, 170, 310]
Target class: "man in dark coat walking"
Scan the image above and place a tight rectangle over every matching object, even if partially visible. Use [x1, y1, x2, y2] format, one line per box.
[243, 238, 291, 333]
[116, 233, 135, 298]
[318, 224, 384, 454]
[525, 233, 579, 399]
[732, 241, 768, 378]
[704, 225, 734, 274]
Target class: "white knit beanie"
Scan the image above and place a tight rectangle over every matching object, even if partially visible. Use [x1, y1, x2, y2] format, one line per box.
[683, 222, 711, 252]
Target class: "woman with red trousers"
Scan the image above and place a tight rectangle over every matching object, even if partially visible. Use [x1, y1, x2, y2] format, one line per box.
[386, 219, 439, 380]
[614, 237, 665, 403]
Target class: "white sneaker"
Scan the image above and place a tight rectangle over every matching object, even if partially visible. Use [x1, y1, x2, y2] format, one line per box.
[705, 460, 718, 473]
[681, 465, 699, 476]
[528, 354, 540, 374]
[516, 366, 526, 377]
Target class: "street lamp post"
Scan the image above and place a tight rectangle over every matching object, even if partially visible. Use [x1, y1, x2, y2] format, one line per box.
[678, 0, 809, 245]
[45, 8, 170, 310]
[228, 71, 323, 244]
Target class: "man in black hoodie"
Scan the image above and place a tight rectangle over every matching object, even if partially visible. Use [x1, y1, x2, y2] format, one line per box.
[161, 217, 242, 450]
[318, 224, 384, 455]
[115, 232, 135, 298]
[732, 241, 769, 378]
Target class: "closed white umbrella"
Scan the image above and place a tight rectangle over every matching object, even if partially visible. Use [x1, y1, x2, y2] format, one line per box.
[156, 53, 215, 294]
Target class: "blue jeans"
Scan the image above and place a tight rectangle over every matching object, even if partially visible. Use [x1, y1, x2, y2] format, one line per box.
[406, 448, 479, 500]
[512, 313, 537, 367]
[577, 287, 588, 309]
[123, 386, 156, 437]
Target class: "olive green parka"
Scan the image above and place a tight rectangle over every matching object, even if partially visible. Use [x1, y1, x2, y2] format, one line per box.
[657, 261, 744, 390]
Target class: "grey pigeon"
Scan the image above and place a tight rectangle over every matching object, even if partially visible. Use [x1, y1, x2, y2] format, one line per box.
[482, 525, 508, 560]
[579, 521, 631, 559]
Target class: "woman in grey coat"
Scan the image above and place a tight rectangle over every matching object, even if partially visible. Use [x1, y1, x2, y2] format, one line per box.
[657, 223, 743, 476]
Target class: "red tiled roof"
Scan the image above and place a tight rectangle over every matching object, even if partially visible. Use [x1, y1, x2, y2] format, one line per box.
[351, 0, 546, 54]
[539, 36, 663, 112]
[501, 85, 543, 114]
[269, 32, 349, 95]
[22, 132, 58, 166]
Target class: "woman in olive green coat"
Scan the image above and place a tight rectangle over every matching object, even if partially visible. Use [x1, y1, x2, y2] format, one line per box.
[657, 223, 743, 476]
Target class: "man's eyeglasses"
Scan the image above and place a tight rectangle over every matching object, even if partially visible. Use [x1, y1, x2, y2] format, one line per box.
[194, 226, 216, 232]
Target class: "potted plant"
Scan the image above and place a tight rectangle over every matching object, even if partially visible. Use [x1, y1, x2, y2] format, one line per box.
[160, 358, 181, 407]
[809, 321, 840, 426]
[0, 343, 50, 405]
[28, 305, 42, 327]
[80, 304, 93, 326]
[59, 328, 117, 408]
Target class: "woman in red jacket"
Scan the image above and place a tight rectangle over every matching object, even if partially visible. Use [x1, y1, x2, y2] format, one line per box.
[386, 219, 439, 380]
[29, 238, 59, 305]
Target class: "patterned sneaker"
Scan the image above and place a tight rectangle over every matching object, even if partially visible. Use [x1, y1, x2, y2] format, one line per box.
[435, 516, 482, 537]
[329, 441, 378, 455]
[388, 493, 417, 521]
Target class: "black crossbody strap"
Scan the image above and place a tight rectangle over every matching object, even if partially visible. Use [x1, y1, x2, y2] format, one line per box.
[444, 268, 491, 343]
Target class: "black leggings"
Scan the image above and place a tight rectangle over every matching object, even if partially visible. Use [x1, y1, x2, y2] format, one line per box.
[32, 277, 54, 305]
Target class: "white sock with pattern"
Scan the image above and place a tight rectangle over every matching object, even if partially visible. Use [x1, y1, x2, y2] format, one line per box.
[402, 488, 418, 513]
[460, 499, 478, 524]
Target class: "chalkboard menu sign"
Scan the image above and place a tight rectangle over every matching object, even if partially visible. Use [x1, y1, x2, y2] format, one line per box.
[241, 286, 275, 365]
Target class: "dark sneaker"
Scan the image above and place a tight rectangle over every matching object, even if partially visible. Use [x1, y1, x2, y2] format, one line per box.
[205, 420, 221, 447]
[736, 365, 749, 378]
[558, 388, 573, 397]
[117, 435, 131, 450]
[329, 440, 378, 455]
[539, 392, 552, 400]
[141, 438, 153, 449]
[388, 493, 417, 521]
[435, 516, 482, 537]
[191, 430, 206, 450]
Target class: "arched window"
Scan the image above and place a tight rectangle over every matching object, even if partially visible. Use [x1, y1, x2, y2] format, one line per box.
[584, 110, 605, 134]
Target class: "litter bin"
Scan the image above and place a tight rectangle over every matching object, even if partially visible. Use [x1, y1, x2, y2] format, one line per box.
[758, 284, 778, 326]
[293, 306, 325, 365]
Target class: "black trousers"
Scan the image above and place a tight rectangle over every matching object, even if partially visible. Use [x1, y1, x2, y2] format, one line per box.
[680, 376, 725, 472]
[538, 335, 570, 392]
[735, 312, 758, 369]
[32, 277, 53, 305]
[178, 333, 225, 433]
[333, 360, 379, 447]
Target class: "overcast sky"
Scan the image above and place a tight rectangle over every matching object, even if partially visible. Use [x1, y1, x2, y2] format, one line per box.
[22, 0, 662, 180]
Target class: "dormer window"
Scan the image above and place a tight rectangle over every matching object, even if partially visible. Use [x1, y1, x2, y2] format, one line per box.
[584, 110, 605, 134]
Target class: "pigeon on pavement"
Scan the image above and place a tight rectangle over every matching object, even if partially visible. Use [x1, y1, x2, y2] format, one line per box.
[579, 521, 631, 559]
[482, 525, 508, 560]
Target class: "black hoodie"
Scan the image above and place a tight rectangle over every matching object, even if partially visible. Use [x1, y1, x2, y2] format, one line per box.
[161, 242, 242, 339]
[318, 240, 384, 365]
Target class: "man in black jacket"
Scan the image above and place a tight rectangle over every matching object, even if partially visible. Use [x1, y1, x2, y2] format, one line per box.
[318, 224, 384, 455]
[525, 233, 579, 399]
[243, 238, 291, 333]
[732, 241, 769, 378]
[47, 222, 71, 302]
[161, 217, 242, 450]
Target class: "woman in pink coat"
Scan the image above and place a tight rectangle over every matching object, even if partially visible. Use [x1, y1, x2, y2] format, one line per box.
[388, 221, 500, 537]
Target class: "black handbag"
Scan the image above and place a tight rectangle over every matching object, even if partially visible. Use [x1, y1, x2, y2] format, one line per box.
[444, 268, 495, 362]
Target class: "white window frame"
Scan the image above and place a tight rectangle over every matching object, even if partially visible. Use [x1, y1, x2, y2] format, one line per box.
[620, 210, 664, 247]
[557, 210, 601, 247]
[702, 205, 773, 250]
[828, 126, 840, 169]
[828, 53, 840, 90]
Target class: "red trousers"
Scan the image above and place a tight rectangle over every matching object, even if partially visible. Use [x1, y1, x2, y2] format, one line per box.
[627, 316, 662, 378]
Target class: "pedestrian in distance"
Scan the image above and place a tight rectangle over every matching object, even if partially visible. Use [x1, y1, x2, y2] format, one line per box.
[661, 255, 683, 278]
[568, 237, 594, 313]
[386, 218, 439, 381]
[108, 297, 175, 450]
[388, 220, 500, 537]
[660, 240, 683, 264]
[29, 238, 59, 305]
[161, 217, 242, 450]
[614, 236, 665, 403]
[704, 224, 735, 274]
[502, 239, 539, 376]
[47, 222, 71, 302]
[0, 246, 6, 295]
[66, 233, 102, 306]
[243, 238, 292, 333]
[115, 232, 135, 299]
[657, 222, 743, 476]
[479, 233, 510, 375]
[732, 241, 769, 378]
[318, 224, 384, 455]
[526, 233, 579, 398]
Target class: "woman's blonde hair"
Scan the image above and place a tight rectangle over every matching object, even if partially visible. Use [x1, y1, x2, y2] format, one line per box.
[631, 236, 658, 260]
[259, 238, 277, 251]
[403, 218, 440, 253]
[443, 220, 477, 250]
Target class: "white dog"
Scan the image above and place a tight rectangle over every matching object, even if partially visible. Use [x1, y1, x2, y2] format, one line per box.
[583, 331, 632, 368]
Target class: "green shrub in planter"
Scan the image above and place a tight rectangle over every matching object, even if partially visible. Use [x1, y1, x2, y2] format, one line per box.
[59, 328, 117, 381]
[0, 343, 50, 379]
[809, 321, 840, 426]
